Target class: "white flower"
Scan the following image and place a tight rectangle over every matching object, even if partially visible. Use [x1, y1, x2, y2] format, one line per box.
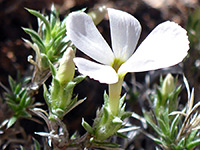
[66, 8, 189, 84]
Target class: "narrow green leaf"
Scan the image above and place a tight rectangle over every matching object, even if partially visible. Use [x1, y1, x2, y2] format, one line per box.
[153, 137, 163, 145]
[7, 116, 17, 128]
[14, 83, 22, 95]
[54, 38, 69, 55]
[73, 75, 86, 84]
[50, 4, 57, 30]
[22, 28, 45, 52]
[157, 118, 169, 136]
[33, 137, 41, 150]
[170, 114, 180, 139]
[19, 90, 28, 107]
[103, 91, 109, 107]
[144, 112, 164, 137]
[51, 78, 60, 99]
[176, 137, 185, 149]
[48, 60, 56, 77]
[186, 130, 198, 144]
[43, 84, 50, 106]
[64, 97, 85, 115]
[47, 49, 54, 61]
[8, 76, 16, 92]
[26, 8, 51, 41]
[156, 88, 163, 104]
[112, 117, 122, 124]
[121, 112, 132, 120]
[101, 106, 109, 124]
[160, 110, 170, 131]
[7, 101, 18, 111]
[116, 132, 128, 138]
[19, 110, 32, 118]
[54, 28, 66, 40]
[47, 28, 66, 52]
[187, 139, 200, 149]
[64, 81, 76, 92]
[82, 118, 94, 134]
[53, 37, 65, 54]
[25, 97, 32, 107]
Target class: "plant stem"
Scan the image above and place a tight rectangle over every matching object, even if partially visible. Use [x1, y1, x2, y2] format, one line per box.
[108, 76, 124, 116]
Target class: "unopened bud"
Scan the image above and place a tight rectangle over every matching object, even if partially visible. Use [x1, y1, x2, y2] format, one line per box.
[57, 47, 75, 85]
[161, 73, 175, 100]
[88, 5, 107, 25]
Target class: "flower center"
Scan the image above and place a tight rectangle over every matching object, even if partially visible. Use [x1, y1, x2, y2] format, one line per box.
[111, 58, 124, 72]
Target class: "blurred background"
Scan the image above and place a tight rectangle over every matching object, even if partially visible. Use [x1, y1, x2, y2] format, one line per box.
[0, 0, 200, 149]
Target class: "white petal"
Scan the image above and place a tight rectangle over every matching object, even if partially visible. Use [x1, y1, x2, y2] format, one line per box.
[66, 11, 114, 65]
[108, 8, 141, 61]
[118, 21, 189, 74]
[74, 57, 118, 84]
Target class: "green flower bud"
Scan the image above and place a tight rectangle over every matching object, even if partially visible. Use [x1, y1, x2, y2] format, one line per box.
[88, 5, 107, 25]
[161, 73, 175, 102]
[56, 47, 75, 85]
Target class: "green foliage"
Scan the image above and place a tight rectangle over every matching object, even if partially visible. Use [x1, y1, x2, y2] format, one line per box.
[5, 76, 33, 128]
[82, 118, 94, 135]
[44, 68, 86, 119]
[23, 4, 69, 70]
[144, 74, 200, 150]
[82, 91, 131, 144]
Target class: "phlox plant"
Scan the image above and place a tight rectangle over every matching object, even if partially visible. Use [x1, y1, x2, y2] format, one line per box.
[66, 7, 189, 142]
[2, 4, 200, 150]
